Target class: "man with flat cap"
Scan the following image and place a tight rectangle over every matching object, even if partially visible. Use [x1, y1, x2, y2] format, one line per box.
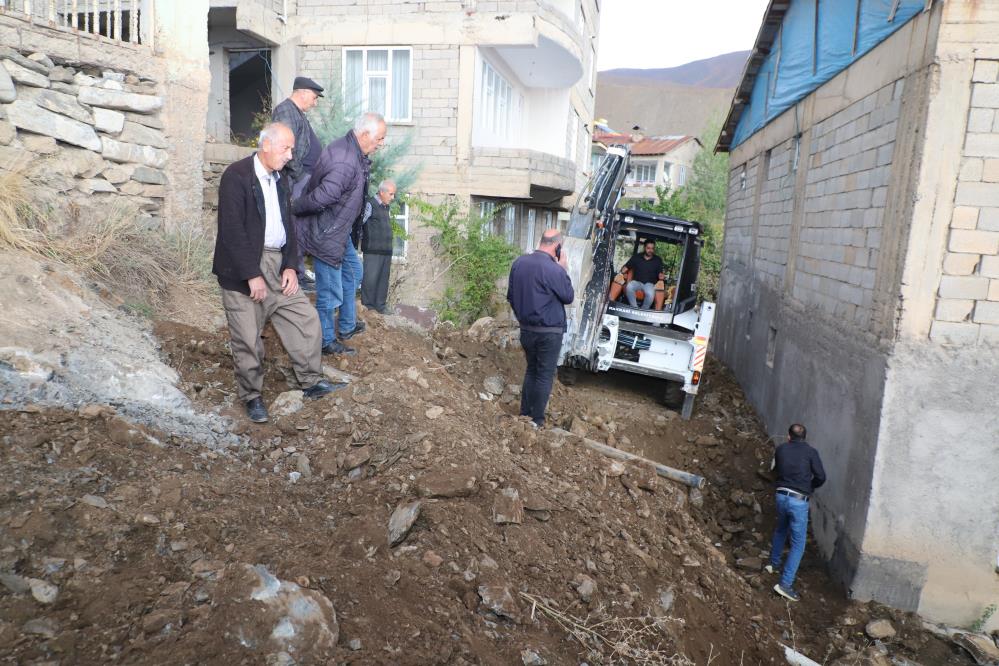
[272, 76, 325, 289]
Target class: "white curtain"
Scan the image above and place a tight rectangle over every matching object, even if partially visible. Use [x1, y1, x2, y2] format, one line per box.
[391, 50, 411, 120]
[345, 50, 363, 116]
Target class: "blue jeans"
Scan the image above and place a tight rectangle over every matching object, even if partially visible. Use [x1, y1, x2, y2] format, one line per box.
[519, 330, 562, 426]
[625, 280, 655, 309]
[769, 493, 810, 589]
[313, 257, 343, 347]
[339, 241, 363, 334]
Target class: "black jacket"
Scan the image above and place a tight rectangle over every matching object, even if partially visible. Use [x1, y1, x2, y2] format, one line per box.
[506, 251, 574, 331]
[773, 440, 826, 496]
[271, 98, 316, 182]
[212, 154, 297, 295]
[361, 195, 394, 255]
[294, 130, 370, 267]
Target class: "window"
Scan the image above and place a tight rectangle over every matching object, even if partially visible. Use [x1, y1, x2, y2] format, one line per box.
[392, 203, 409, 259]
[677, 165, 688, 187]
[631, 163, 656, 184]
[343, 47, 412, 122]
[504, 206, 516, 245]
[544, 210, 555, 229]
[589, 46, 597, 90]
[591, 152, 603, 174]
[568, 110, 579, 161]
[476, 58, 522, 145]
[525, 209, 537, 252]
[479, 201, 497, 220]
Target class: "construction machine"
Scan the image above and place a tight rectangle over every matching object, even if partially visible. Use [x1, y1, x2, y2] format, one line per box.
[559, 144, 716, 419]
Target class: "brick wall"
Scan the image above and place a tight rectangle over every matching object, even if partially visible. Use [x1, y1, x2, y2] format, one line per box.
[755, 138, 795, 288]
[931, 59, 999, 344]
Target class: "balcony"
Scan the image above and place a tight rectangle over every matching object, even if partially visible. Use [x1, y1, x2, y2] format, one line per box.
[468, 147, 575, 202]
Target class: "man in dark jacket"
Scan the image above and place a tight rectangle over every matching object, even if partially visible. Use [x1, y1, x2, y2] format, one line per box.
[294, 112, 386, 355]
[212, 122, 340, 424]
[360, 179, 397, 314]
[271, 76, 324, 287]
[766, 423, 827, 602]
[506, 229, 574, 427]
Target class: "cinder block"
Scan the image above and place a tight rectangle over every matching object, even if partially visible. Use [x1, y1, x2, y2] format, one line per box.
[984, 160, 999, 183]
[935, 298, 975, 322]
[951, 229, 999, 254]
[973, 300, 999, 324]
[943, 252, 981, 276]
[938, 275, 990, 299]
[972, 83, 999, 108]
[973, 60, 999, 84]
[955, 181, 999, 208]
[981, 255, 999, 278]
[929, 320, 980, 345]
[980, 208, 999, 232]
[968, 108, 995, 133]
[965, 134, 999, 158]
[990, 279, 999, 301]
[959, 158, 984, 182]
[952, 206, 981, 229]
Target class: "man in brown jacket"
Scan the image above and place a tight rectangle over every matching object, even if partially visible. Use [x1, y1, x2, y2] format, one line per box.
[212, 122, 342, 423]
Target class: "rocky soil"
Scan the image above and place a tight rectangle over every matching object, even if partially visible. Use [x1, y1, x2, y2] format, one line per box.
[0, 288, 991, 664]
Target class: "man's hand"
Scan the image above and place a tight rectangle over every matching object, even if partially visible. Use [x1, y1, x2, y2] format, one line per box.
[558, 252, 569, 270]
[281, 268, 299, 296]
[248, 276, 267, 303]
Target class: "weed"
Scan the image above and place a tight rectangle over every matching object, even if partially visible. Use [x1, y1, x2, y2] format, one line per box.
[970, 602, 997, 633]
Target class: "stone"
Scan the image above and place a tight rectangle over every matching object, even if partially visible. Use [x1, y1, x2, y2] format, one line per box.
[18, 86, 93, 124]
[27, 578, 58, 604]
[5, 99, 101, 151]
[73, 72, 97, 87]
[26, 53, 54, 71]
[0, 120, 12, 145]
[1, 60, 49, 88]
[689, 487, 704, 508]
[477, 584, 520, 622]
[21, 134, 57, 154]
[76, 178, 117, 194]
[142, 609, 178, 634]
[49, 65, 75, 83]
[0, 63, 14, 103]
[118, 120, 167, 148]
[0, 573, 31, 594]
[569, 416, 588, 436]
[118, 180, 144, 195]
[415, 469, 479, 498]
[320, 365, 352, 384]
[493, 487, 524, 525]
[521, 649, 547, 666]
[735, 557, 762, 571]
[142, 184, 166, 198]
[347, 638, 362, 651]
[573, 573, 597, 602]
[102, 70, 126, 83]
[23, 618, 58, 638]
[0, 47, 48, 75]
[422, 551, 444, 567]
[100, 136, 168, 168]
[101, 165, 133, 184]
[425, 405, 444, 419]
[58, 146, 106, 176]
[93, 106, 125, 134]
[125, 110, 164, 129]
[483, 375, 505, 395]
[467, 316, 494, 340]
[296, 454, 312, 478]
[387, 500, 421, 546]
[210, 564, 338, 659]
[135, 513, 160, 525]
[270, 390, 304, 417]
[658, 587, 676, 613]
[81, 494, 109, 509]
[343, 445, 371, 470]
[864, 618, 896, 640]
[78, 86, 163, 113]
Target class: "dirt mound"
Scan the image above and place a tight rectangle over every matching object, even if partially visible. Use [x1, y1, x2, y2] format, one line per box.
[0, 309, 977, 664]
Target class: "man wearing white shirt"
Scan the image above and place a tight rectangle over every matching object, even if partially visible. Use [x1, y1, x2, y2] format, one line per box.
[212, 122, 342, 423]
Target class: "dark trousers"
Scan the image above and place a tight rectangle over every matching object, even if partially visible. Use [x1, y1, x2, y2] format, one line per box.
[519, 329, 562, 426]
[361, 252, 391, 312]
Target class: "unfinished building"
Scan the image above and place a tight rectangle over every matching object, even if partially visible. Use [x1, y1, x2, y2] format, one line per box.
[716, 0, 999, 628]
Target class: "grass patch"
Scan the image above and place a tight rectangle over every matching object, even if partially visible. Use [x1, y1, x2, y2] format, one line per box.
[0, 170, 216, 313]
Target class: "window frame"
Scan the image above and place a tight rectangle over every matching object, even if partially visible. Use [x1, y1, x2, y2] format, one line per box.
[341, 46, 413, 124]
[392, 202, 410, 261]
[474, 54, 523, 147]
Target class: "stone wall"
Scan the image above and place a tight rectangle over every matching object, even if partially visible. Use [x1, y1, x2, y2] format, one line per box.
[0, 44, 168, 226]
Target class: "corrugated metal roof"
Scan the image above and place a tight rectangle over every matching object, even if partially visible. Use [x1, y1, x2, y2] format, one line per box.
[631, 135, 699, 155]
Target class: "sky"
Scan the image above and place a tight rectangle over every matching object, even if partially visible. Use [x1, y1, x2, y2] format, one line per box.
[597, 1, 771, 72]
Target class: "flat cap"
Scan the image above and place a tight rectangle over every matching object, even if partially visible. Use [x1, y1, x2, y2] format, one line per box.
[293, 76, 324, 97]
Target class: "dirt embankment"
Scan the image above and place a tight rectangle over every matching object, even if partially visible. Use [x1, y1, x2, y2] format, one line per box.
[0, 306, 983, 665]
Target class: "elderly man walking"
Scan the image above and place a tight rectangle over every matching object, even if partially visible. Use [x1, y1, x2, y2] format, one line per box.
[360, 179, 397, 314]
[766, 423, 827, 602]
[272, 76, 325, 289]
[506, 230, 574, 428]
[294, 112, 387, 356]
[212, 122, 341, 423]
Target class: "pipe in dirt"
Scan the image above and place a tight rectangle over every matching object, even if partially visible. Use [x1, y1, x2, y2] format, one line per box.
[550, 428, 706, 489]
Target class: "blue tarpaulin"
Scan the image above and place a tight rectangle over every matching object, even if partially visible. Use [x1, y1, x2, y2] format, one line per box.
[732, 0, 926, 148]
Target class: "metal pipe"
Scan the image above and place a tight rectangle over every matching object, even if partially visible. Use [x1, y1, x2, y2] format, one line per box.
[550, 428, 706, 489]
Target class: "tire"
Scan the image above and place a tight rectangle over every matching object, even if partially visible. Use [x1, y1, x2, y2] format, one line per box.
[662, 381, 684, 408]
[557, 367, 579, 386]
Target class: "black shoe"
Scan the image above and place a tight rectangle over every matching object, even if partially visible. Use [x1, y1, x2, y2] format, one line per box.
[245, 397, 268, 423]
[338, 320, 366, 340]
[377, 306, 393, 315]
[774, 584, 800, 602]
[302, 379, 345, 399]
[322, 340, 357, 356]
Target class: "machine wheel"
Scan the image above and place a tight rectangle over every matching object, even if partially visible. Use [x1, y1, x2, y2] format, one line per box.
[557, 367, 579, 386]
[662, 381, 684, 408]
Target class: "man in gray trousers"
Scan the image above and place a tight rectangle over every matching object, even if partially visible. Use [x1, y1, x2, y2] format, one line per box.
[272, 76, 325, 289]
[360, 179, 397, 314]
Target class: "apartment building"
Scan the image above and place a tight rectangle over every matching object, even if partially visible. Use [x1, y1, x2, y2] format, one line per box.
[205, 0, 601, 306]
[591, 131, 701, 204]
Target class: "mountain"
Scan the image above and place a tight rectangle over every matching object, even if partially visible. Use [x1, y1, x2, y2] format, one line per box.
[600, 50, 750, 89]
[595, 51, 749, 139]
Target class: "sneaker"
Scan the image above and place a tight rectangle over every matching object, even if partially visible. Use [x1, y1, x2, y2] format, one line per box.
[302, 379, 345, 399]
[245, 397, 268, 423]
[338, 320, 366, 340]
[322, 340, 357, 356]
[764, 564, 777, 575]
[773, 584, 800, 602]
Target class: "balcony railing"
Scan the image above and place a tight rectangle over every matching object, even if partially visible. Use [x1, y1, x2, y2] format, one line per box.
[0, 0, 144, 44]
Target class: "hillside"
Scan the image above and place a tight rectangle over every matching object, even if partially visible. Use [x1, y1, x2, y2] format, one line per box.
[595, 51, 748, 138]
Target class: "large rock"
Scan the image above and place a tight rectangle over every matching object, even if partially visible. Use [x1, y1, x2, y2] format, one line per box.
[387, 500, 421, 546]
[270, 390, 304, 417]
[211, 564, 338, 662]
[93, 107, 125, 134]
[477, 584, 521, 622]
[78, 86, 162, 113]
[100, 135, 167, 168]
[415, 469, 479, 498]
[864, 618, 896, 640]
[18, 86, 93, 124]
[0, 47, 49, 75]
[118, 120, 167, 148]
[77, 178, 117, 194]
[1, 60, 49, 88]
[4, 99, 101, 151]
[493, 487, 524, 525]
[0, 120, 13, 145]
[0, 63, 14, 103]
